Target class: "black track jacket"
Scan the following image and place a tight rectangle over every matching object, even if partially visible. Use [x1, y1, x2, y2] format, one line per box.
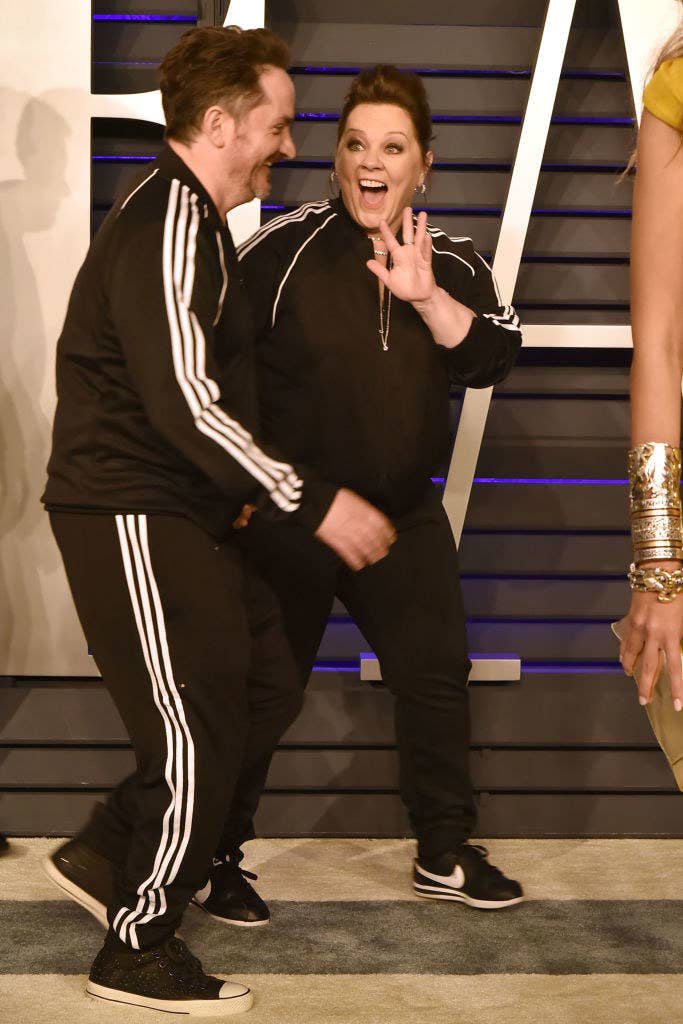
[237, 198, 522, 515]
[43, 147, 336, 539]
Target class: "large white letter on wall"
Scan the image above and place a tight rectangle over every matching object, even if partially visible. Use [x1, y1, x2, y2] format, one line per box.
[443, 0, 682, 543]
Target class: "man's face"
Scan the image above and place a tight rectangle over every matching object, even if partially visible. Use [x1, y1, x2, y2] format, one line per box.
[231, 65, 296, 202]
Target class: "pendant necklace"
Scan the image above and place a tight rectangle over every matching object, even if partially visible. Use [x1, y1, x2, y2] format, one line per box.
[369, 234, 388, 257]
[368, 235, 391, 351]
[378, 286, 392, 352]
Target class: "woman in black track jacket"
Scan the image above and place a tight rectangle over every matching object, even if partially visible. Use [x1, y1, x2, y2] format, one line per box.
[231, 66, 524, 909]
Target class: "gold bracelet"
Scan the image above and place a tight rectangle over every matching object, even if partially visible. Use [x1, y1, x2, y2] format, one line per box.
[628, 562, 683, 603]
[628, 442, 682, 512]
[628, 442, 683, 561]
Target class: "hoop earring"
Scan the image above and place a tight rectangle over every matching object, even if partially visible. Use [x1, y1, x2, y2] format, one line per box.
[414, 181, 427, 197]
[329, 168, 340, 199]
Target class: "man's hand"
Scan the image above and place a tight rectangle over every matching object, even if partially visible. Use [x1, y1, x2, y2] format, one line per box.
[233, 503, 257, 529]
[315, 488, 396, 570]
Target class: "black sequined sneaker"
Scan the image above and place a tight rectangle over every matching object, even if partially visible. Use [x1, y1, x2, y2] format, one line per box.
[43, 838, 116, 927]
[193, 856, 269, 927]
[87, 931, 252, 1016]
[413, 843, 524, 910]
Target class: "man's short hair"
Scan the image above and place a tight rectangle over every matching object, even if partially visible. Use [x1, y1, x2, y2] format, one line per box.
[159, 26, 290, 143]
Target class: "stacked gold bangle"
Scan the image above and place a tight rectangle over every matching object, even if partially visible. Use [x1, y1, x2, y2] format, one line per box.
[629, 442, 683, 562]
[628, 442, 683, 599]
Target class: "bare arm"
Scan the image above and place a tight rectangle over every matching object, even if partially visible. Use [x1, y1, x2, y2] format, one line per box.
[621, 109, 683, 706]
[630, 111, 683, 445]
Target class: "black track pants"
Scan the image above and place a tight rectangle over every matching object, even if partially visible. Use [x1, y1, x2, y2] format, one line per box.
[222, 488, 476, 861]
[50, 511, 302, 949]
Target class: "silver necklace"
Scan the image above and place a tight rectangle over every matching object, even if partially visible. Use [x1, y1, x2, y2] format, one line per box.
[368, 236, 391, 350]
[378, 287, 391, 352]
[369, 234, 388, 257]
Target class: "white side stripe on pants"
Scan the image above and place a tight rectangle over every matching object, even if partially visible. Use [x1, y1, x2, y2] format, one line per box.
[113, 514, 196, 950]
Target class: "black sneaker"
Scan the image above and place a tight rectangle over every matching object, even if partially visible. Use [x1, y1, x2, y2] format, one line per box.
[43, 838, 116, 927]
[413, 843, 524, 910]
[192, 857, 269, 927]
[86, 930, 252, 1016]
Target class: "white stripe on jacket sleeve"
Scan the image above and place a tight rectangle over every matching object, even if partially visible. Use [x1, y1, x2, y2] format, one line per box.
[236, 199, 331, 261]
[161, 179, 303, 512]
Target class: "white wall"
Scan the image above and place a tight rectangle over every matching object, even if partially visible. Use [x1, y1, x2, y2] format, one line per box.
[0, 1, 261, 674]
[1, 3, 95, 674]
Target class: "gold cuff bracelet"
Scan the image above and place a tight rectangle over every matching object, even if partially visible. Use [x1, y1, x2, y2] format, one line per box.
[628, 442, 683, 562]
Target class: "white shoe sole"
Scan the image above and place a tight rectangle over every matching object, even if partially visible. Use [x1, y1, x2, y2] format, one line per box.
[191, 899, 270, 927]
[414, 883, 524, 910]
[86, 980, 253, 1016]
[42, 855, 109, 927]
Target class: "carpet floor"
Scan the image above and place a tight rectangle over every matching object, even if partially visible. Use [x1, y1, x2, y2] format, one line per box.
[1, 838, 682, 1023]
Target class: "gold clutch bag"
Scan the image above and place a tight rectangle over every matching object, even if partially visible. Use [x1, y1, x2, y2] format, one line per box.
[611, 618, 683, 790]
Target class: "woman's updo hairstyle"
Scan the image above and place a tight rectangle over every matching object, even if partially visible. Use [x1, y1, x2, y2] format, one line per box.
[337, 65, 433, 157]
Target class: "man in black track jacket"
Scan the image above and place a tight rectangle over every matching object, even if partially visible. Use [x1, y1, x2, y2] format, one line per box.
[41, 27, 394, 1018]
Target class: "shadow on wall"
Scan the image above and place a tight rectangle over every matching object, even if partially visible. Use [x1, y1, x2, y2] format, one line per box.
[0, 91, 69, 670]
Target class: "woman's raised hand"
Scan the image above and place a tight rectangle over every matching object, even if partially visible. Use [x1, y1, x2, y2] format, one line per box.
[366, 207, 436, 303]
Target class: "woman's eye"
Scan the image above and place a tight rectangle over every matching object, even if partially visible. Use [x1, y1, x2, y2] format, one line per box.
[386, 144, 403, 154]
[347, 139, 363, 151]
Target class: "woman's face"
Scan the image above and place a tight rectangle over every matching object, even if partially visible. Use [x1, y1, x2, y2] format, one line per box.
[335, 103, 432, 235]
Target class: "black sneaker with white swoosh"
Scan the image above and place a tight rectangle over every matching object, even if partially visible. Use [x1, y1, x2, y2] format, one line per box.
[413, 843, 524, 910]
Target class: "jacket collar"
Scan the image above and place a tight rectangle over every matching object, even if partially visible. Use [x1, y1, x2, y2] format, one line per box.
[331, 194, 367, 240]
[156, 144, 226, 231]
[330, 194, 406, 248]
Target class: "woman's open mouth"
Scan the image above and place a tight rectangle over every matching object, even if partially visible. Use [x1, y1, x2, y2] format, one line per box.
[358, 178, 388, 209]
